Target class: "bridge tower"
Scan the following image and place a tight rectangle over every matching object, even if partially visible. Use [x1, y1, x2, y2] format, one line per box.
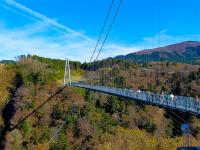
[64, 58, 71, 85]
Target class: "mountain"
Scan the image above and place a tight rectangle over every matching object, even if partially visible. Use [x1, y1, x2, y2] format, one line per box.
[115, 41, 200, 64]
[0, 60, 16, 64]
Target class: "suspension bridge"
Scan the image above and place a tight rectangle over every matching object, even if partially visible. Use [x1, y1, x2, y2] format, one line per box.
[63, 58, 200, 149]
[67, 82, 200, 116]
[1, 0, 199, 149]
[61, 0, 200, 148]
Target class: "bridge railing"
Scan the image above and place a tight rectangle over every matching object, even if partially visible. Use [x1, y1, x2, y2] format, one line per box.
[68, 82, 200, 115]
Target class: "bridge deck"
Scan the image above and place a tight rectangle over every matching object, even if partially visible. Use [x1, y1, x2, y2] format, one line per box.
[68, 83, 200, 116]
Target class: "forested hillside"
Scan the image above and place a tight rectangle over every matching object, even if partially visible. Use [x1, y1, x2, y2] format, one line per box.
[116, 41, 200, 64]
[1, 55, 200, 149]
[0, 64, 17, 131]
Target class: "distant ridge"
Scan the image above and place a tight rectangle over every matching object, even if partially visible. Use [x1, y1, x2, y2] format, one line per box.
[115, 41, 200, 64]
[0, 60, 16, 64]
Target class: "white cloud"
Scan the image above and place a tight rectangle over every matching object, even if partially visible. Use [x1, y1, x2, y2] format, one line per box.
[1, 19, 199, 62]
[1, 0, 200, 62]
[0, 21, 140, 62]
[0, 23, 94, 62]
[4, 0, 95, 43]
[0, 0, 97, 62]
[143, 32, 200, 48]
[0, 0, 142, 62]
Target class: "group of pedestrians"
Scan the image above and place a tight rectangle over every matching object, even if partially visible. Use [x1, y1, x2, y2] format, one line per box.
[133, 88, 177, 105]
[160, 91, 176, 104]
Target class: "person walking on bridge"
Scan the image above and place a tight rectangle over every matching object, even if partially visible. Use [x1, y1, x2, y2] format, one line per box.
[160, 91, 164, 104]
[170, 94, 177, 107]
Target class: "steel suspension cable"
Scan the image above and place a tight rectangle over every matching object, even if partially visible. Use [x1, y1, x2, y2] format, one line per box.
[137, 103, 198, 146]
[47, 120, 66, 145]
[136, 103, 183, 135]
[165, 110, 200, 145]
[9, 86, 67, 132]
[89, 0, 115, 63]
[168, 109, 199, 137]
[95, 0, 123, 61]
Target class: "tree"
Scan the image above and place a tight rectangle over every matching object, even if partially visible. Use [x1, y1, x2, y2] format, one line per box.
[104, 96, 121, 114]
[51, 134, 69, 150]
[147, 82, 156, 92]
[114, 76, 125, 88]
[144, 121, 156, 133]
[52, 105, 63, 120]
[21, 121, 32, 139]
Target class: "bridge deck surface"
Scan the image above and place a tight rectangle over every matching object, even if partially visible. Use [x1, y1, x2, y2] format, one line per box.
[68, 83, 200, 116]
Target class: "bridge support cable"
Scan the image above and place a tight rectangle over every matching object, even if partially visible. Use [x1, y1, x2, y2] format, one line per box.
[89, 0, 115, 63]
[95, 0, 124, 61]
[167, 109, 200, 144]
[8, 85, 67, 132]
[136, 102, 183, 135]
[47, 120, 66, 145]
[136, 103, 185, 136]
[133, 102, 198, 147]
[164, 112, 200, 146]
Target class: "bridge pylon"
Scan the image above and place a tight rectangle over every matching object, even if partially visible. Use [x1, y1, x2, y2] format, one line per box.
[64, 58, 71, 85]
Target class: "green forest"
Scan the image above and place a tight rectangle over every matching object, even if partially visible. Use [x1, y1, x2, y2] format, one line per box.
[1, 55, 200, 150]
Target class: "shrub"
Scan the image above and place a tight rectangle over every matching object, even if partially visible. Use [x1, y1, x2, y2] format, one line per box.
[144, 121, 156, 133]
[21, 121, 32, 138]
[50, 134, 69, 150]
[64, 114, 77, 129]
[52, 105, 63, 120]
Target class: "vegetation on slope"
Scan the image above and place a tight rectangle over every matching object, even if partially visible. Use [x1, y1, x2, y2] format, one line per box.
[31, 55, 85, 83]
[0, 64, 17, 130]
[1, 55, 200, 149]
[116, 41, 200, 64]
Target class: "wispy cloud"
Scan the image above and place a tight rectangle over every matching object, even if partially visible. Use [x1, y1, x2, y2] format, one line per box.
[4, 0, 95, 43]
[142, 31, 200, 48]
[0, 22, 94, 62]
[0, 0, 98, 62]
[0, 0, 141, 62]
[0, 21, 140, 62]
[0, 0, 200, 62]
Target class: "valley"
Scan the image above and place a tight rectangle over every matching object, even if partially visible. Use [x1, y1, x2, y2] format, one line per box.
[1, 53, 200, 149]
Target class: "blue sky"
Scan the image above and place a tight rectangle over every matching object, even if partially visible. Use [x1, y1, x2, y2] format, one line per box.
[0, 0, 200, 62]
